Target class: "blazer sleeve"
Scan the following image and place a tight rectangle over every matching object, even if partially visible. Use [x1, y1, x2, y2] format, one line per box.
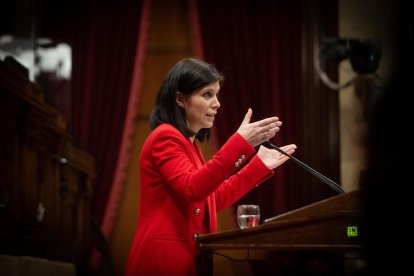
[150, 127, 268, 202]
[213, 155, 274, 212]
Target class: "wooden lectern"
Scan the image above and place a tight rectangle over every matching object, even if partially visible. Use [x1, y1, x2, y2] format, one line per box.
[197, 190, 364, 275]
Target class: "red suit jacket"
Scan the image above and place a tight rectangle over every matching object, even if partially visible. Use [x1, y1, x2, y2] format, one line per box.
[125, 124, 273, 275]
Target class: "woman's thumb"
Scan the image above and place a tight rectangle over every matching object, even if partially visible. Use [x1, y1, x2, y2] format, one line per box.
[241, 108, 252, 125]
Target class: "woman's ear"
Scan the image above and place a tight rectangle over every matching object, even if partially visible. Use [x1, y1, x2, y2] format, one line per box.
[176, 92, 185, 108]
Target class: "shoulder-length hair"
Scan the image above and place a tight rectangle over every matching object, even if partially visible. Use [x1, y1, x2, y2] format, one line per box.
[150, 58, 224, 142]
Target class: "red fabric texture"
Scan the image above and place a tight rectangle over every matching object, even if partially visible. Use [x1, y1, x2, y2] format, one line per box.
[194, 0, 304, 218]
[101, 0, 150, 238]
[124, 124, 273, 275]
[70, 0, 145, 225]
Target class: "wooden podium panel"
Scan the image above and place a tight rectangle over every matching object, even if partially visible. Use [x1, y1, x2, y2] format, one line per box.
[197, 190, 364, 275]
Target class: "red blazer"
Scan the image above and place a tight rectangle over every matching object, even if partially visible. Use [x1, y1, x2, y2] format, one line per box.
[125, 124, 273, 276]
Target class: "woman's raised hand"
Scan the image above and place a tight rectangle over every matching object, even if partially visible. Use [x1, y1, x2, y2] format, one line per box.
[237, 108, 282, 147]
[257, 144, 297, 170]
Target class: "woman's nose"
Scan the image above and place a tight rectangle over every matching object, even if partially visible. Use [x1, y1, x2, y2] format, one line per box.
[212, 97, 220, 109]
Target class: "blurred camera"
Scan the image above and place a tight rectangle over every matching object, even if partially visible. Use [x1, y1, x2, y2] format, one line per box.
[320, 37, 382, 75]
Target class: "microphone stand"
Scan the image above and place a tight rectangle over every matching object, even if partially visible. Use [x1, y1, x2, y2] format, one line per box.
[263, 141, 344, 194]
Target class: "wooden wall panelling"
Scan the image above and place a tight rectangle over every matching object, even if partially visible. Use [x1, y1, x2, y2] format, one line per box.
[0, 59, 94, 267]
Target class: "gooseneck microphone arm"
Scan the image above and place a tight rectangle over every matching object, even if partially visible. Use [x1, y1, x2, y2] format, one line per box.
[263, 141, 344, 194]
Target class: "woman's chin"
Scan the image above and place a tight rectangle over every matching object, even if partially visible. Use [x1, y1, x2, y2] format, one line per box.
[204, 122, 214, 129]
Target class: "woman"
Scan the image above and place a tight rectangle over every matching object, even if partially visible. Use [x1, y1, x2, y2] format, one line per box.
[125, 58, 297, 275]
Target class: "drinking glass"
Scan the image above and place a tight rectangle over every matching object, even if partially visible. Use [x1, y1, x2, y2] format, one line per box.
[237, 204, 260, 229]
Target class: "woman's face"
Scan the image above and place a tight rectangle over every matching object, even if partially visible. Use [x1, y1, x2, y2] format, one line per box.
[176, 81, 221, 133]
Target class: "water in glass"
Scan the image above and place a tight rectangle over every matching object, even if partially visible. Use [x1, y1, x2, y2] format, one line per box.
[237, 205, 260, 229]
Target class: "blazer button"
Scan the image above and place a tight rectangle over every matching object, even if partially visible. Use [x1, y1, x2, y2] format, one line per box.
[193, 232, 200, 241]
[194, 208, 201, 215]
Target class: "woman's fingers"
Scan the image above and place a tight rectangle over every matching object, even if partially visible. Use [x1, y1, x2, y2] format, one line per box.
[237, 109, 285, 146]
[282, 144, 297, 152]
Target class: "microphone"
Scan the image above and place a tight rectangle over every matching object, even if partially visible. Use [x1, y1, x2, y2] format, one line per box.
[262, 141, 344, 194]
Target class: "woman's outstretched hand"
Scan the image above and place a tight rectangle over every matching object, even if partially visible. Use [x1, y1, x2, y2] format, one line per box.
[257, 144, 297, 170]
[237, 108, 282, 147]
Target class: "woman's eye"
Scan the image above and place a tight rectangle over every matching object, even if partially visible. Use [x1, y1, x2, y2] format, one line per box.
[203, 92, 211, 98]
